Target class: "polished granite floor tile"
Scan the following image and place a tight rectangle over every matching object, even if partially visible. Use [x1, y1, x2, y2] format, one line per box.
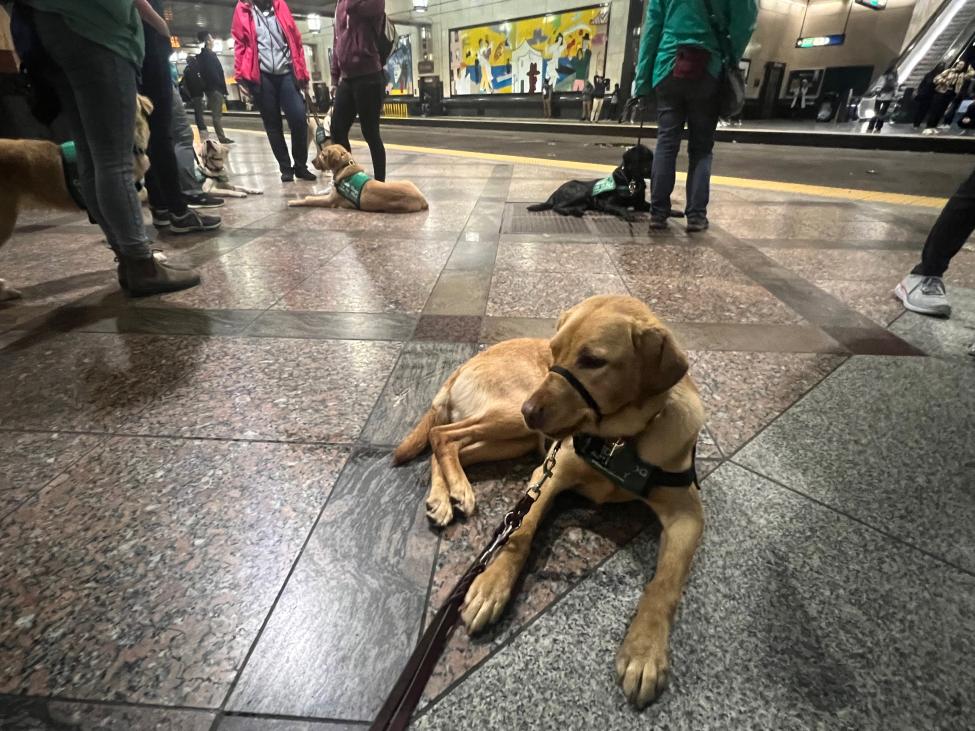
[360, 342, 477, 447]
[812, 278, 905, 326]
[688, 350, 845, 455]
[273, 266, 441, 314]
[888, 286, 975, 359]
[423, 270, 493, 316]
[414, 462, 975, 730]
[0, 438, 349, 706]
[326, 238, 456, 274]
[0, 332, 209, 432]
[227, 448, 435, 721]
[218, 716, 363, 730]
[669, 322, 846, 354]
[444, 236, 499, 272]
[814, 219, 923, 242]
[606, 244, 747, 281]
[734, 355, 975, 571]
[216, 231, 353, 269]
[125, 337, 400, 443]
[758, 247, 920, 282]
[245, 310, 417, 341]
[480, 316, 556, 343]
[412, 314, 482, 343]
[0, 432, 101, 520]
[626, 274, 806, 325]
[0, 697, 215, 730]
[135, 262, 311, 311]
[494, 242, 616, 273]
[46, 304, 265, 337]
[421, 459, 652, 704]
[486, 270, 628, 318]
[715, 218, 823, 240]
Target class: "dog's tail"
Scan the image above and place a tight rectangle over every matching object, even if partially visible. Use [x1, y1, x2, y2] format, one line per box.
[393, 406, 439, 465]
[526, 201, 553, 212]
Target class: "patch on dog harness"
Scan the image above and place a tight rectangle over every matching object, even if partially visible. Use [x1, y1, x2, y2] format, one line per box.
[336, 171, 371, 209]
[60, 141, 86, 210]
[573, 433, 697, 498]
[591, 174, 617, 197]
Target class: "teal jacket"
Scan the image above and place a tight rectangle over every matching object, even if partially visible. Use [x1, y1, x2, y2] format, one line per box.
[634, 0, 758, 95]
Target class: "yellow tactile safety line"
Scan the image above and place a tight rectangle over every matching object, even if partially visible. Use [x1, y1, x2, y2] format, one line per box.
[227, 128, 947, 209]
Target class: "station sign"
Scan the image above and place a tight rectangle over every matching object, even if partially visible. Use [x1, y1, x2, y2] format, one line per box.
[795, 34, 846, 48]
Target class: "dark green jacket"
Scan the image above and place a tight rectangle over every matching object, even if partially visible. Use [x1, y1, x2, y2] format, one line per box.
[634, 0, 757, 95]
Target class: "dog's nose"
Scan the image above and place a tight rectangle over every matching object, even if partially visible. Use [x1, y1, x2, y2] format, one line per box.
[521, 400, 544, 430]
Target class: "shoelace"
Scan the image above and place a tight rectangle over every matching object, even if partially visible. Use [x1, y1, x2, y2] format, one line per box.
[920, 277, 946, 297]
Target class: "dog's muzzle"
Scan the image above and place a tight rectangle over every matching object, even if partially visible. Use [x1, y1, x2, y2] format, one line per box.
[549, 366, 603, 422]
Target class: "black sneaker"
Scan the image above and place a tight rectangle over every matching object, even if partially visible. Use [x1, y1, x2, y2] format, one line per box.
[294, 167, 317, 181]
[686, 216, 709, 233]
[281, 171, 295, 182]
[169, 209, 222, 234]
[649, 214, 668, 230]
[151, 208, 171, 228]
[184, 192, 225, 209]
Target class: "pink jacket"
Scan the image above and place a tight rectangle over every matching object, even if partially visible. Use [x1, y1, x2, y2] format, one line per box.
[232, 0, 309, 86]
[332, 0, 385, 86]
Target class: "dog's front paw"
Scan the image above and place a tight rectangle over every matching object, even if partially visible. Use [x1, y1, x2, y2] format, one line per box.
[615, 624, 670, 708]
[461, 561, 514, 633]
[426, 492, 454, 527]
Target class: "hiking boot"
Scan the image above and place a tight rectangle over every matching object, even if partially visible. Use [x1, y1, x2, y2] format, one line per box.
[185, 192, 225, 209]
[116, 250, 183, 289]
[649, 214, 668, 230]
[169, 209, 222, 234]
[151, 208, 171, 228]
[894, 274, 951, 317]
[120, 254, 201, 297]
[686, 216, 709, 233]
[294, 167, 317, 181]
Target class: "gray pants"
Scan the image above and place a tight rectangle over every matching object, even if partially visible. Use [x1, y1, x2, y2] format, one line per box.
[207, 90, 227, 140]
[171, 85, 203, 196]
[34, 10, 150, 258]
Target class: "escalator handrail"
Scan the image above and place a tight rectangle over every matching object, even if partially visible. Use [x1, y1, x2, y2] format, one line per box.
[888, 0, 955, 74]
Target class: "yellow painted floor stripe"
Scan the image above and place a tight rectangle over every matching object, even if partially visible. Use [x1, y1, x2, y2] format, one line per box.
[227, 127, 948, 209]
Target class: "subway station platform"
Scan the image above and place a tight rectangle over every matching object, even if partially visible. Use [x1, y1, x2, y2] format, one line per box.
[0, 131, 973, 729]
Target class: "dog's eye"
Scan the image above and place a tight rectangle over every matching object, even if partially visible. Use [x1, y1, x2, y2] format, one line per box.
[577, 354, 607, 370]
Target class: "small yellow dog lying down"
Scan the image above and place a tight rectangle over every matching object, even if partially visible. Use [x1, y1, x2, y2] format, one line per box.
[288, 144, 428, 213]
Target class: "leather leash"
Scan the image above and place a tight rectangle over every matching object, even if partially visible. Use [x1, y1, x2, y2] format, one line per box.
[369, 442, 562, 731]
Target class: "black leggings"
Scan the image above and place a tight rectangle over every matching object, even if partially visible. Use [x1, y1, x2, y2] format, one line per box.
[331, 72, 386, 181]
[140, 30, 187, 215]
[256, 70, 308, 174]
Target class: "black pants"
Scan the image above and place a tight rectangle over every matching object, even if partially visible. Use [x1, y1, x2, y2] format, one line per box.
[191, 95, 207, 131]
[867, 99, 891, 131]
[926, 91, 955, 128]
[141, 31, 187, 215]
[912, 166, 975, 277]
[913, 95, 932, 127]
[331, 72, 386, 181]
[256, 70, 308, 174]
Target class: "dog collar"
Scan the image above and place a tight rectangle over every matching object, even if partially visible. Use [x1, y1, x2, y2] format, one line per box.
[549, 365, 602, 421]
[573, 434, 698, 497]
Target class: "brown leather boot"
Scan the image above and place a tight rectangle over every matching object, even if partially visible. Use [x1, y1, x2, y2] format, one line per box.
[120, 254, 201, 297]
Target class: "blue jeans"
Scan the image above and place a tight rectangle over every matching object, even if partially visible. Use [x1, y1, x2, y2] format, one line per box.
[33, 11, 151, 258]
[651, 73, 721, 220]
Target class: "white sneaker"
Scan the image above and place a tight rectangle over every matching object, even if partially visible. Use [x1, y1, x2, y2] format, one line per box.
[922, 128, 936, 136]
[894, 274, 951, 317]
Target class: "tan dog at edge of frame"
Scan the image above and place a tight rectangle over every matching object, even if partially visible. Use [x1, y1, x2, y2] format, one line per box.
[394, 294, 705, 708]
[0, 95, 154, 301]
[287, 144, 429, 213]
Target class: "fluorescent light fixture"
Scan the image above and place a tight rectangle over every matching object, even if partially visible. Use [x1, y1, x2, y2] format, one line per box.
[795, 34, 845, 48]
[413, 0, 429, 11]
[212, 38, 224, 52]
[897, 0, 967, 84]
[307, 13, 322, 32]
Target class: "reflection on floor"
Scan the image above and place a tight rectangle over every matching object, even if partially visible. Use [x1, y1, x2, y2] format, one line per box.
[0, 132, 972, 730]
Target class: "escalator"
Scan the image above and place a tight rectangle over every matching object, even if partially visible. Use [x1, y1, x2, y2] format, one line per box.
[894, 0, 975, 89]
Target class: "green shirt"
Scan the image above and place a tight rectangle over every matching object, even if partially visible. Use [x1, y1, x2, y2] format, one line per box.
[25, 0, 145, 68]
[634, 0, 757, 95]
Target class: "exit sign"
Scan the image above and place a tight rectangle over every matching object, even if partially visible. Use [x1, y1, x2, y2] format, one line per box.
[855, 0, 886, 8]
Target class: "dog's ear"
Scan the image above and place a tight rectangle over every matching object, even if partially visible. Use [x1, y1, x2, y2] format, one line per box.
[634, 324, 689, 399]
[556, 303, 580, 331]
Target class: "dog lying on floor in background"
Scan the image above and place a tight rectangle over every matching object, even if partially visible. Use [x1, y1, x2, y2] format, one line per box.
[527, 144, 683, 222]
[395, 294, 705, 708]
[195, 138, 264, 198]
[0, 95, 153, 301]
[287, 144, 428, 213]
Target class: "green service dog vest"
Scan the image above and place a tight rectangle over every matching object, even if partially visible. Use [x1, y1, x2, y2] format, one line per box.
[336, 171, 371, 209]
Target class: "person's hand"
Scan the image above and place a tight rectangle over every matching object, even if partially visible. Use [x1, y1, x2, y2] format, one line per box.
[299, 78, 310, 90]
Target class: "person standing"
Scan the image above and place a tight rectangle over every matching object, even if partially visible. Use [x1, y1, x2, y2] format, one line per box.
[591, 75, 606, 122]
[607, 82, 621, 121]
[580, 78, 593, 121]
[20, 0, 200, 295]
[197, 31, 233, 143]
[330, 0, 388, 182]
[913, 63, 944, 129]
[634, 0, 758, 232]
[232, 0, 315, 181]
[541, 79, 553, 118]
[894, 166, 975, 318]
[923, 60, 975, 135]
[867, 69, 897, 133]
[182, 54, 208, 134]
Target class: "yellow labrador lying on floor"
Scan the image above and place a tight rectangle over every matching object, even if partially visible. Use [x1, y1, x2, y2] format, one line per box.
[287, 144, 428, 213]
[396, 295, 705, 708]
[0, 95, 154, 301]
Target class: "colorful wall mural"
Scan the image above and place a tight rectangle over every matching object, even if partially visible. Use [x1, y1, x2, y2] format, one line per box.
[449, 5, 610, 95]
[385, 35, 414, 96]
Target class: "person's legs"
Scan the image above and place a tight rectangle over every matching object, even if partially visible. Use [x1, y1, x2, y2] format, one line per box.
[171, 86, 204, 196]
[278, 72, 310, 175]
[895, 166, 975, 316]
[684, 76, 720, 226]
[873, 99, 891, 131]
[352, 74, 387, 181]
[592, 97, 603, 121]
[926, 92, 953, 128]
[208, 90, 230, 141]
[255, 73, 293, 174]
[191, 95, 208, 133]
[913, 96, 931, 128]
[141, 38, 188, 217]
[650, 76, 686, 224]
[330, 78, 357, 154]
